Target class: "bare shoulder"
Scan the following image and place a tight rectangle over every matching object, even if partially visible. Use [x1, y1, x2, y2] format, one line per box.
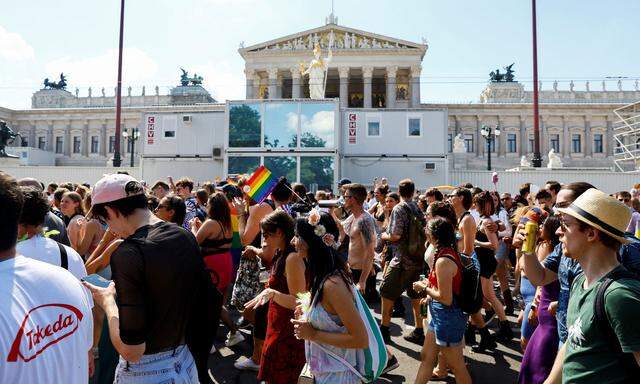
[323, 274, 350, 295]
[286, 251, 305, 266]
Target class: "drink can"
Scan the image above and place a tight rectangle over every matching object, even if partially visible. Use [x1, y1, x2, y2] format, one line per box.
[521, 221, 538, 254]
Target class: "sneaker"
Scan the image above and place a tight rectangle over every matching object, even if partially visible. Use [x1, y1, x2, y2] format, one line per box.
[380, 325, 391, 344]
[225, 331, 246, 347]
[403, 328, 425, 345]
[483, 309, 496, 325]
[464, 324, 477, 346]
[496, 320, 514, 341]
[472, 328, 497, 352]
[234, 357, 260, 371]
[236, 316, 251, 329]
[381, 355, 399, 375]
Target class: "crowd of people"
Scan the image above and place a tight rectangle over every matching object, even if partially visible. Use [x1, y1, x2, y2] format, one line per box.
[1, 169, 640, 384]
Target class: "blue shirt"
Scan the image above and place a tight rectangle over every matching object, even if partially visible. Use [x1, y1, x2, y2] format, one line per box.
[542, 243, 582, 343]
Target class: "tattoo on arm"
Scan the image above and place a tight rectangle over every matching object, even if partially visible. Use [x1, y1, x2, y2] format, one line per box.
[357, 215, 376, 246]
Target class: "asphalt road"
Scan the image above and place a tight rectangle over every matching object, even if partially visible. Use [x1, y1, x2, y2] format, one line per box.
[207, 293, 522, 383]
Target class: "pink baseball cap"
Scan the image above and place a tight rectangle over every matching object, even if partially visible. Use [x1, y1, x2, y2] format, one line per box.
[91, 173, 145, 206]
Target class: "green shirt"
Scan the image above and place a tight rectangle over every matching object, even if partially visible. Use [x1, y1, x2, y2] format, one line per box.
[563, 265, 640, 384]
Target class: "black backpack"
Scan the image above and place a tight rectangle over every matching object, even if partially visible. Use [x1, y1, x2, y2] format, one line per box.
[437, 249, 483, 315]
[400, 203, 427, 263]
[593, 267, 640, 376]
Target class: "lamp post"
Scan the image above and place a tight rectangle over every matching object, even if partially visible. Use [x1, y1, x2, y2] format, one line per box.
[481, 124, 501, 171]
[531, 0, 542, 167]
[112, 0, 125, 167]
[122, 128, 139, 168]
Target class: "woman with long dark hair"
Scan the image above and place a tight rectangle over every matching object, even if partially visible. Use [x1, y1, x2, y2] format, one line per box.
[413, 217, 471, 384]
[154, 195, 186, 226]
[243, 209, 306, 384]
[291, 211, 372, 384]
[190, 192, 244, 349]
[518, 215, 561, 384]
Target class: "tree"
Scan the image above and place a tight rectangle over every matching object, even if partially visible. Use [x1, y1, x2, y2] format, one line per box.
[229, 104, 261, 147]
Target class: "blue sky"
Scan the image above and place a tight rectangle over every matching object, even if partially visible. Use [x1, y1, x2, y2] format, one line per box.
[1, 0, 638, 109]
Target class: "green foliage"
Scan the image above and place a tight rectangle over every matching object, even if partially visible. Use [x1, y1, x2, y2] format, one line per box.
[229, 104, 261, 147]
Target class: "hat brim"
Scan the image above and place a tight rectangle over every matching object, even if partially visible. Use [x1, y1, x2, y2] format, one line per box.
[556, 206, 631, 244]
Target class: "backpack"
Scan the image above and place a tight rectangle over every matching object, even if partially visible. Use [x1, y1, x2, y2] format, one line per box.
[399, 203, 427, 263]
[436, 248, 483, 315]
[593, 267, 640, 376]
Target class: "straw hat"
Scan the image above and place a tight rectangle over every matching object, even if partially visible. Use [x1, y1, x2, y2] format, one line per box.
[556, 188, 632, 244]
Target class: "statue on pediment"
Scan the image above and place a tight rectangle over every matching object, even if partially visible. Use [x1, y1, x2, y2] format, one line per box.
[300, 37, 333, 99]
[504, 63, 515, 82]
[618, 80, 623, 91]
[372, 39, 381, 48]
[343, 32, 351, 49]
[547, 148, 563, 168]
[383, 41, 392, 48]
[359, 36, 371, 48]
[569, 80, 574, 92]
[585, 81, 590, 92]
[180, 68, 203, 86]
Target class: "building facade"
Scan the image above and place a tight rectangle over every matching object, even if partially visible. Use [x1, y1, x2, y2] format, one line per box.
[1, 17, 638, 172]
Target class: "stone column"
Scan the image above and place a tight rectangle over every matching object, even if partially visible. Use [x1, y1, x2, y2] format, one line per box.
[338, 67, 349, 108]
[253, 75, 261, 100]
[519, 115, 527, 156]
[454, 116, 461, 135]
[29, 122, 36, 148]
[46, 121, 54, 152]
[475, 115, 482, 157]
[386, 66, 397, 109]
[562, 116, 570, 157]
[363, 66, 373, 108]
[497, 117, 505, 157]
[410, 65, 422, 107]
[82, 121, 89, 157]
[267, 68, 278, 100]
[291, 67, 301, 99]
[584, 115, 592, 157]
[275, 75, 283, 99]
[64, 122, 71, 156]
[244, 69, 255, 99]
[100, 121, 107, 157]
[606, 115, 614, 157]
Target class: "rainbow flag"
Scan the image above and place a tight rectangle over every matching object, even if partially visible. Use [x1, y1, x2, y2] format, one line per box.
[243, 165, 278, 203]
[229, 204, 242, 270]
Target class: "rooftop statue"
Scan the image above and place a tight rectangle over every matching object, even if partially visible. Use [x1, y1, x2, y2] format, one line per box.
[490, 63, 515, 83]
[0, 121, 20, 158]
[547, 148, 563, 168]
[43, 73, 68, 90]
[179, 68, 204, 86]
[453, 133, 467, 153]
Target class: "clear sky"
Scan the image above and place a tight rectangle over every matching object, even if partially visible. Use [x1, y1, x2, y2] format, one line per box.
[1, 0, 638, 109]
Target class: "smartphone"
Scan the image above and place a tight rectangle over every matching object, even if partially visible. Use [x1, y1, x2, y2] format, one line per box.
[82, 273, 111, 288]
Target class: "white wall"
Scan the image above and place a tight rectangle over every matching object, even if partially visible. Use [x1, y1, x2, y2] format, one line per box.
[341, 156, 448, 188]
[450, 169, 639, 194]
[0, 166, 140, 185]
[139, 157, 224, 185]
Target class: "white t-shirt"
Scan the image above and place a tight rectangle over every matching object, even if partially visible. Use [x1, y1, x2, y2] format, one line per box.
[0, 256, 93, 383]
[16, 235, 88, 281]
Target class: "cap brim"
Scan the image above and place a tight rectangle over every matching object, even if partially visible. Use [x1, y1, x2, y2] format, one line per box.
[556, 207, 631, 244]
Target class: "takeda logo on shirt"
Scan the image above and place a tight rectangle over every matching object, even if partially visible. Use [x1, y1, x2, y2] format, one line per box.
[7, 303, 84, 362]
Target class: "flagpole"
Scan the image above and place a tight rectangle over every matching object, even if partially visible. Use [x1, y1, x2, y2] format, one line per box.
[322, 30, 334, 99]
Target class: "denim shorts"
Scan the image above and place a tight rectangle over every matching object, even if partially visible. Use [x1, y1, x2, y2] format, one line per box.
[114, 344, 198, 384]
[495, 241, 509, 262]
[428, 300, 468, 347]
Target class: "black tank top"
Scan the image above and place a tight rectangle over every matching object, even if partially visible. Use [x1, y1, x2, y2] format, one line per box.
[474, 218, 495, 259]
[200, 221, 233, 256]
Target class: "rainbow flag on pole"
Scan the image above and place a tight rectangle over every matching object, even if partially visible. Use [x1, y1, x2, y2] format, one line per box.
[243, 165, 278, 203]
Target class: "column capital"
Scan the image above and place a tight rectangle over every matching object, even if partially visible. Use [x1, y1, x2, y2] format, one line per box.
[244, 68, 256, 80]
[338, 66, 350, 78]
[410, 65, 422, 77]
[267, 67, 278, 79]
[362, 66, 373, 78]
[386, 65, 398, 78]
[290, 66, 301, 79]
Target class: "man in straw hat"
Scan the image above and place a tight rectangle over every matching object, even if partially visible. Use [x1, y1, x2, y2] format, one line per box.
[544, 188, 640, 383]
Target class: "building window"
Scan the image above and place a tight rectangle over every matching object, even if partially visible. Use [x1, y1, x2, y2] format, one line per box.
[464, 134, 474, 153]
[572, 134, 582, 153]
[38, 136, 46, 150]
[447, 134, 453, 153]
[55, 136, 63, 154]
[91, 136, 99, 153]
[407, 117, 421, 137]
[550, 134, 560, 153]
[507, 133, 517, 153]
[109, 136, 115, 153]
[594, 134, 603, 153]
[367, 120, 380, 137]
[73, 136, 81, 154]
[21, 137, 28, 147]
[528, 135, 535, 153]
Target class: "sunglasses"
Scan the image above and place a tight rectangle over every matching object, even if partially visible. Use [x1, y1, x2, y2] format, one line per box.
[619, 198, 630, 203]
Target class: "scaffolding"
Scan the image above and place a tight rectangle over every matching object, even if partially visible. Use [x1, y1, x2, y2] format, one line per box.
[613, 100, 640, 172]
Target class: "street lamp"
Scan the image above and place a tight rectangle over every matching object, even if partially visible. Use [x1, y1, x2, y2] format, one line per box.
[122, 128, 140, 168]
[481, 124, 500, 171]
